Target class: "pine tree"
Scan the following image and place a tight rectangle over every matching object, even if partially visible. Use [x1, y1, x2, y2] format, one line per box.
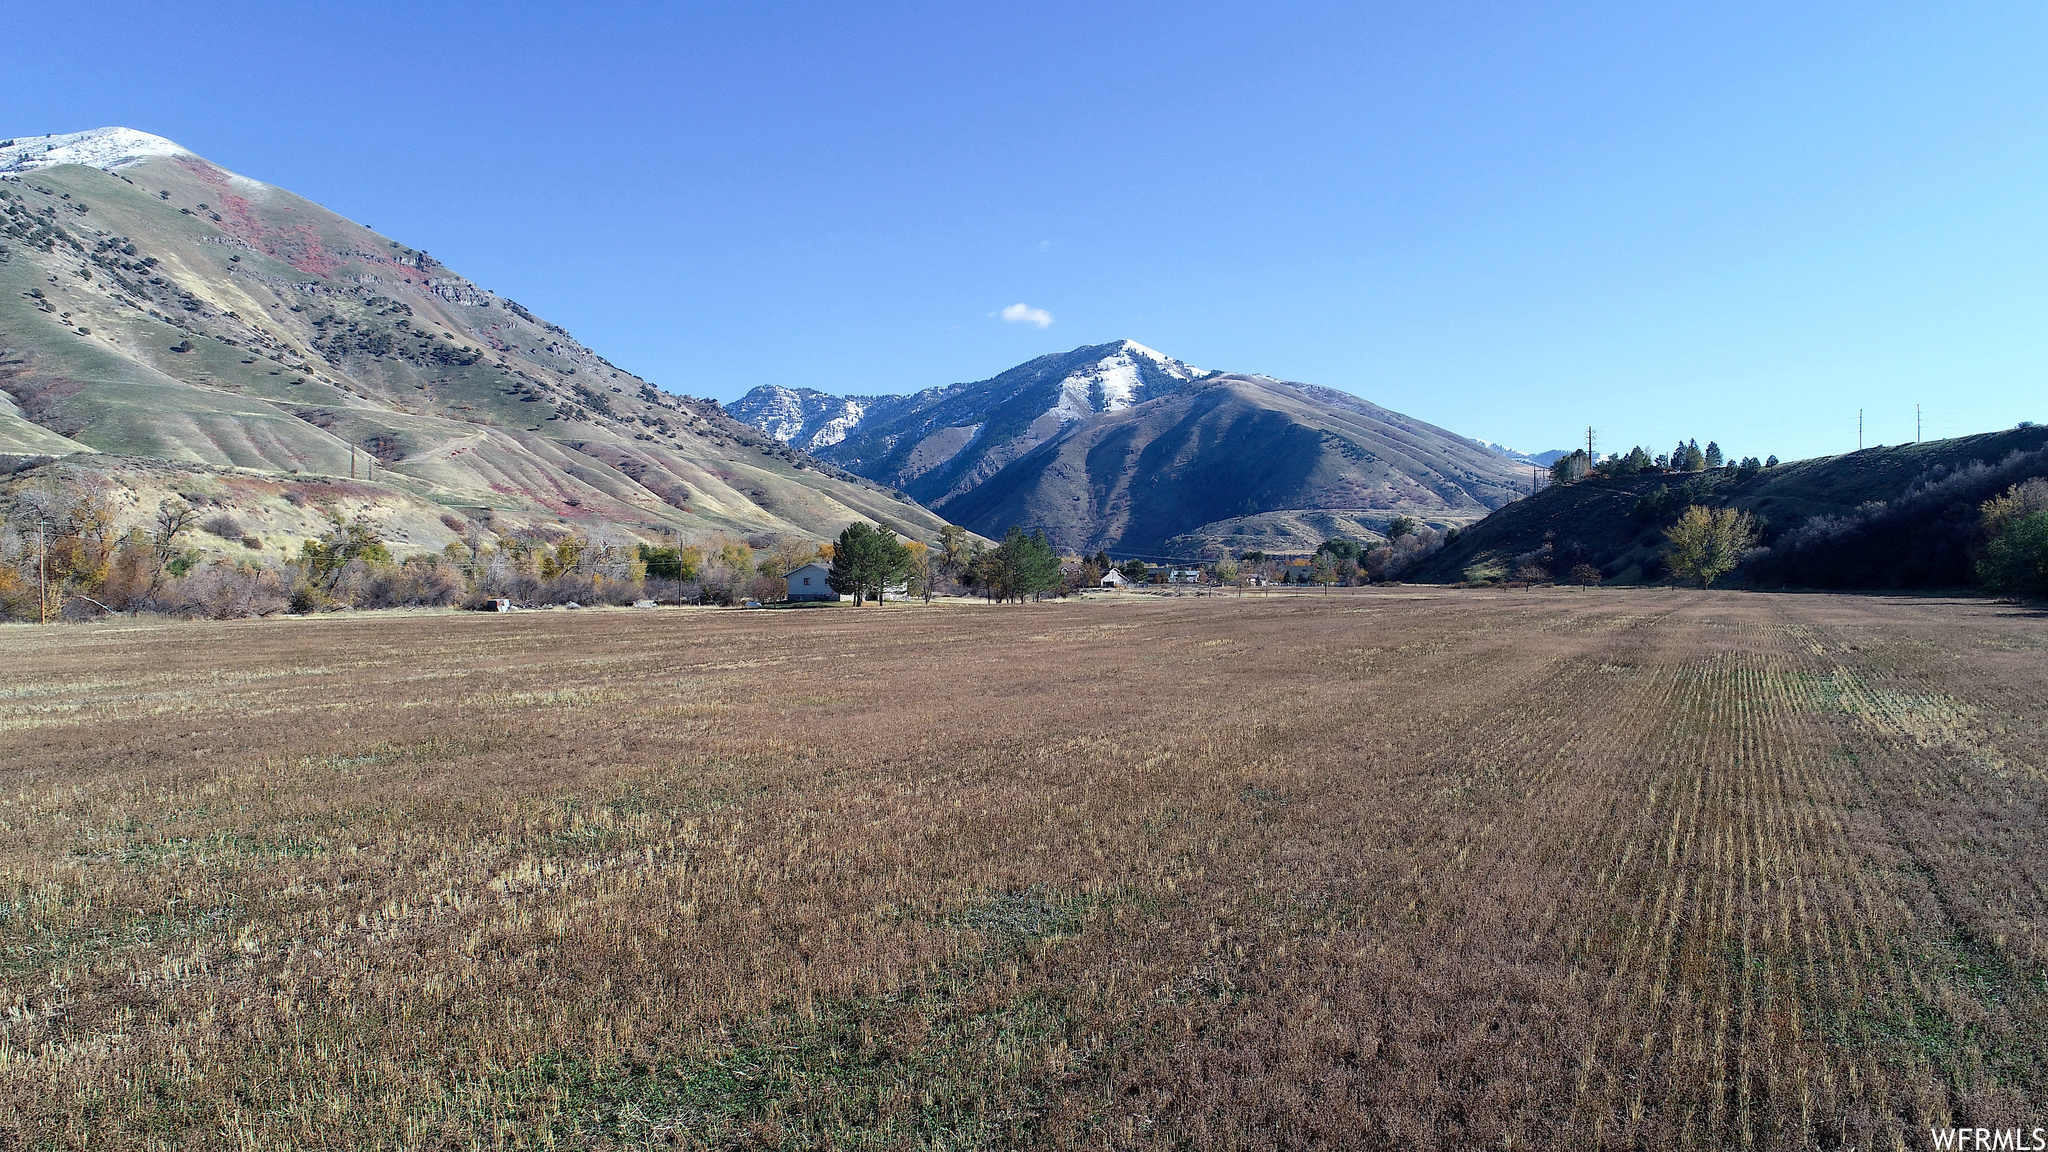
[828, 521, 909, 606]
[1704, 441, 1724, 469]
[978, 527, 1061, 602]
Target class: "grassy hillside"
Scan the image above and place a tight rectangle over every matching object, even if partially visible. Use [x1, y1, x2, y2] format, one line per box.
[1410, 426, 2048, 586]
[0, 138, 948, 549]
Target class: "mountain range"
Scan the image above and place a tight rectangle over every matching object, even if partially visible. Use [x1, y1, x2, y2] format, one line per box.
[732, 340, 1532, 556]
[0, 128, 946, 554]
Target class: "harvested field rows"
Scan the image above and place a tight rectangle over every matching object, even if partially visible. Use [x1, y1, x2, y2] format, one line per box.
[0, 590, 2043, 1149]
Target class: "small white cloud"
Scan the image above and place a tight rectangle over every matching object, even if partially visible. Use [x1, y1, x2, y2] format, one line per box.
[997, 302, 1053, 328]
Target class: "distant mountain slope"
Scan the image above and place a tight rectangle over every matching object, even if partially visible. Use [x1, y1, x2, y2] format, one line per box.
[1475, 442, 1570, 468]
[733, 341, 1528, 555]
[0, 128, 946, 548]
[727, 385, 877, 452]
[799, 341, 1210, 508]
[1407, 426, 2048, 587]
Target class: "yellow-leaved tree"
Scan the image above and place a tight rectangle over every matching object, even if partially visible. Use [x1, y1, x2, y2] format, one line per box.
[1663, 505, 1756, 588]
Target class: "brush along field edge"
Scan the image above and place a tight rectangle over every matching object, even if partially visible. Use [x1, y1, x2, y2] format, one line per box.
[0, 592, 2043, 1149]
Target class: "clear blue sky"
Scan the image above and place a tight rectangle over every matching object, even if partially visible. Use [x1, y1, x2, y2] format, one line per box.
[8, 2, 2044, 461]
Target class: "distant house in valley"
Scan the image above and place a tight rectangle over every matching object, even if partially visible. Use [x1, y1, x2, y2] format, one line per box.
[785, 561, 841, 602]
[1099, 568, 1127, 587]
[1168, 567, 1203, 584]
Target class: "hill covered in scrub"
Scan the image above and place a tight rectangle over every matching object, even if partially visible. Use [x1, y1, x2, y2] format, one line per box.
[0, 128, 948, 555]
[1408, 426, 2048, 588]
[733, 340, 1530, 556]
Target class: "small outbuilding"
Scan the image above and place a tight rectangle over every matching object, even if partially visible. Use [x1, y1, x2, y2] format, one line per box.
[785, 561, 842, 602]
[1099, 569, 1127, 588]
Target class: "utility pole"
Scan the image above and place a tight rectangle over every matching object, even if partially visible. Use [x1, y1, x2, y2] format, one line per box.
[1858, 409, 1863, 451]
[37, 517, 48, 626]
[1917, 404, 1922, 443]
[1587, 426, 1596, 467]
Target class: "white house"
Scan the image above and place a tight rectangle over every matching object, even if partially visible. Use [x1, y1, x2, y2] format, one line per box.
[785, 562, 841, 602]
[1099, 568, 1127, 587]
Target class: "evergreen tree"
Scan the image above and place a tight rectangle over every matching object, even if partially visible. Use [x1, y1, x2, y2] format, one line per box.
[1704, 441, 1724, 469]
[827, 521, 910, 606]
[977, 527, 1062, 602]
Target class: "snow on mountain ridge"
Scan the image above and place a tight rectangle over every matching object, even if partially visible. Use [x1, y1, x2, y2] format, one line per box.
[807, 398, 866, 448]
[742, 386, 812, 444]
[1044, 339, 1204, 425]
[731, 385, 869, 452]
[1, 128, 192, 175]
[1474, 440, 1571, 467]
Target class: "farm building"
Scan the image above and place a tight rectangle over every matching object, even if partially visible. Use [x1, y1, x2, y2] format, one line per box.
[1099, 569, 1127, 587]
[785, 562, 842, 602]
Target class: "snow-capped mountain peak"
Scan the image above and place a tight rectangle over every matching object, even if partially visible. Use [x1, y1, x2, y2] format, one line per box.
[1048, 340, 1205, 422]
[0, 128, 192, 175]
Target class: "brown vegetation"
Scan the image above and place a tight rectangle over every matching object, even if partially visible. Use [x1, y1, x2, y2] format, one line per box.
[1, 589, 2043, 1148]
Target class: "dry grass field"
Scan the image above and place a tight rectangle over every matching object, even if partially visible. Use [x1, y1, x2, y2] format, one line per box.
[1, 589, 2044, 1150]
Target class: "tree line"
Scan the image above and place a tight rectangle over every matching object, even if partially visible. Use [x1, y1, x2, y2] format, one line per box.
[1550, 439, 1778, 484]
[818, 522, 1064, 605]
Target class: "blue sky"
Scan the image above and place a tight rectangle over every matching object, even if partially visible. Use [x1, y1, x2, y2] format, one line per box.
[7, 2, 2044, 460]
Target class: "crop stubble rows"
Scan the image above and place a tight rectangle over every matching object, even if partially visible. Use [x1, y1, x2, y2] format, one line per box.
[0, 590, 2042, 1149]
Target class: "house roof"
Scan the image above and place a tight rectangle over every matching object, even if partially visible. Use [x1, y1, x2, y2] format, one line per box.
[785, 561, 831, 578]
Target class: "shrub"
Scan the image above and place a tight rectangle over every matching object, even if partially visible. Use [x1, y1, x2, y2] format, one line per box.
[155, 561, 289, 619]
[749, 573, 788, 603]
[1977, 479, 2048, 595]
[352, 557, 464, 609]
